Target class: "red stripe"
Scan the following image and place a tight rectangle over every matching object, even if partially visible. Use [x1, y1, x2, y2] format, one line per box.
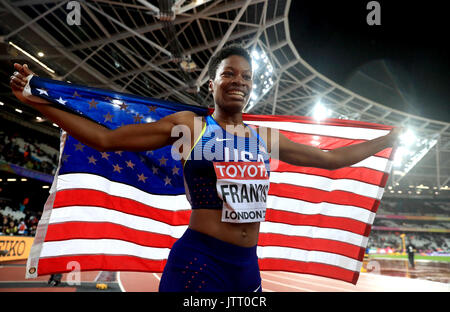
[271, 159, 389, 187]
[44, 222, 177, 248]
[268, 183, 380, 212]
[279, 130, 393, 159]
[265, 209, 371, 237]
[259, 258, 359, 284]
[258, 233, 365, 261]
[37, 255, 166, 276]
[243, 113, 393, 131]
[53, 189, 191, 225]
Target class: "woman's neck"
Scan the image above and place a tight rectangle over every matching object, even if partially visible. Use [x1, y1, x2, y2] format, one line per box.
[212, 108, 244, 126]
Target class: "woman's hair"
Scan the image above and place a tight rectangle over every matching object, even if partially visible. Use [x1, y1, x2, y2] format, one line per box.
[207, 44, 252, 80]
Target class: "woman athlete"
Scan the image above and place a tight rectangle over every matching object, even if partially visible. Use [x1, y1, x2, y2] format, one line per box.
[10, 45, 401, 292]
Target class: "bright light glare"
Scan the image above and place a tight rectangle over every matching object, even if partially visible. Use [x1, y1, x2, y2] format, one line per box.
[400, 129, 416, 146]
[312, 102, 331, 121]
[9, 41, 55, 74]
[244, 48, 275, 113]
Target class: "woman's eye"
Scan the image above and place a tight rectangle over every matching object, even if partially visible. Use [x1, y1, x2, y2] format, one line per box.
[222, 71, 233, 77]
[243, 75, 252, 80]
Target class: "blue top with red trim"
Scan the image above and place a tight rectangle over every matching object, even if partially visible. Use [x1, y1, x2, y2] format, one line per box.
[183, 115, 271, 209]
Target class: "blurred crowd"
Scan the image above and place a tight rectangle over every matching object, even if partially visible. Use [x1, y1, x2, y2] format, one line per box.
[0, 205, 41, 236]
[0, 128, 58, 175]
[368, 231, 449, 253]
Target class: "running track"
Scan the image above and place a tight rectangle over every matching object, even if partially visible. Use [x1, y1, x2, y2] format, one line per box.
[0, 260, 448, 292]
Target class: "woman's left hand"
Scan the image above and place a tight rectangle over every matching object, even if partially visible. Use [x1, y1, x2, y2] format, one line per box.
[385, 127, 403, 147]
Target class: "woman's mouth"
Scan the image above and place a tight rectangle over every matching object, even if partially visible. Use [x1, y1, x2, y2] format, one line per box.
[227, 90, 246, 100]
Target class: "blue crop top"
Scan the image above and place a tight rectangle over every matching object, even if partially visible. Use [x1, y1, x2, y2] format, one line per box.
[182, 115, 271, 210]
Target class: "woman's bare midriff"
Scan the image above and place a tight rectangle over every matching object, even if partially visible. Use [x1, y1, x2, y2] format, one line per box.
[188, 209, 260, 247]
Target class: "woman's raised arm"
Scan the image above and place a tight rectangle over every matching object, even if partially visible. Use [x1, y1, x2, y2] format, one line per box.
[10, 63, 197, 153]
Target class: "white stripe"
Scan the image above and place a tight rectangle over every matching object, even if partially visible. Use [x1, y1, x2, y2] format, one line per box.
[260, 221, 368, 247]
[56, 173, 190, 211]
[350, 156, 391, 172]
[245, 121, 389, 140]
[267, 195, 376, 225]
[40, 239, 170, 260]
[49, 206, 188, 238]
[270, 172, 383, 199]
[257, 246, 362, 272]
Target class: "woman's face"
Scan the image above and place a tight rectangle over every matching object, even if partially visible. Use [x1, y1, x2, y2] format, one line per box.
[209, 55, 252, 114]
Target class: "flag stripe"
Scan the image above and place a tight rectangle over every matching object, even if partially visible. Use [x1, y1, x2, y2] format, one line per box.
[40, 239, 171, 260]
[265, 209, 371, 236]
[45, 222, 178, 248]
[257, 233, 365, 261]
[45, 206, 366, 248]
[56, 173, 190, 211]
[256, 246, 361, 272]
[260, 221, 368, 247]
[258, 258, 359, 284]
[271, 159, 390, 187]
[44, 222, 365, 262]
[270, 172, 384, 199]
[39, 238, 361, 274]
[53, 189, 191, 225]
[268, 183, 380, 212]
[243, 113, 393, 131]
[245, 120, 390, 140]
[267, 195, 376, 224]
[277, 130, 393, 159]
[37, 255, 167, 276]
[47, 206, 188, 239]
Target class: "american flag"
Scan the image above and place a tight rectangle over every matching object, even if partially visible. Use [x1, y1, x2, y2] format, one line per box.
[25, 76, 394, 284]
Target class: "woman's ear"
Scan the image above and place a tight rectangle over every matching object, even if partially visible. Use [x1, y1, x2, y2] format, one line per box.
[208, 79, 214, 93]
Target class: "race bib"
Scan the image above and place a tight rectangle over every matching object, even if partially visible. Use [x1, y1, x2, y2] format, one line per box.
[213, 161, 269, 223]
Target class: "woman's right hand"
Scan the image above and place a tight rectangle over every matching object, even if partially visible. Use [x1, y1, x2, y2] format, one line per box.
[10, 63, 50, 105]
[10, 63, 34, 93]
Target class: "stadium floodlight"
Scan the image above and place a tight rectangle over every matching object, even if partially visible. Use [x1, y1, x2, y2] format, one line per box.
[9, 41, 55, 74]
[392, 128, 438, 178]
[244, 47, 275, 113]
[312, 101, 332, 121]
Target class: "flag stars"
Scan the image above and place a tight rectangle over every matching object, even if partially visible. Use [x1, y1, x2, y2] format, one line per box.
[74, 142, 85, 152]
[164, 176, 171, 186]
[137, 173, 148, 183]
[152, 166, 158, 174]
[36, 88, 48, 96]
[158, 155, 168, 166]
[113, 164, 123, 173]
[61, 154, 70, 163]
[103, 112, 114, 123]
[125, 160, 135, 169]
[88, 99, 99, 109]
[72, 91, 81, 98]
[87, 156, 97, 165]
[133, 113, 143, 123]
[100, 152, 110, 160]
[172, 166, 180, 175]
[115, 150, 123, 156]
[119, 102, 129, 110]
[148, 105, 157, 113]
[56, 97, 67, 105]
